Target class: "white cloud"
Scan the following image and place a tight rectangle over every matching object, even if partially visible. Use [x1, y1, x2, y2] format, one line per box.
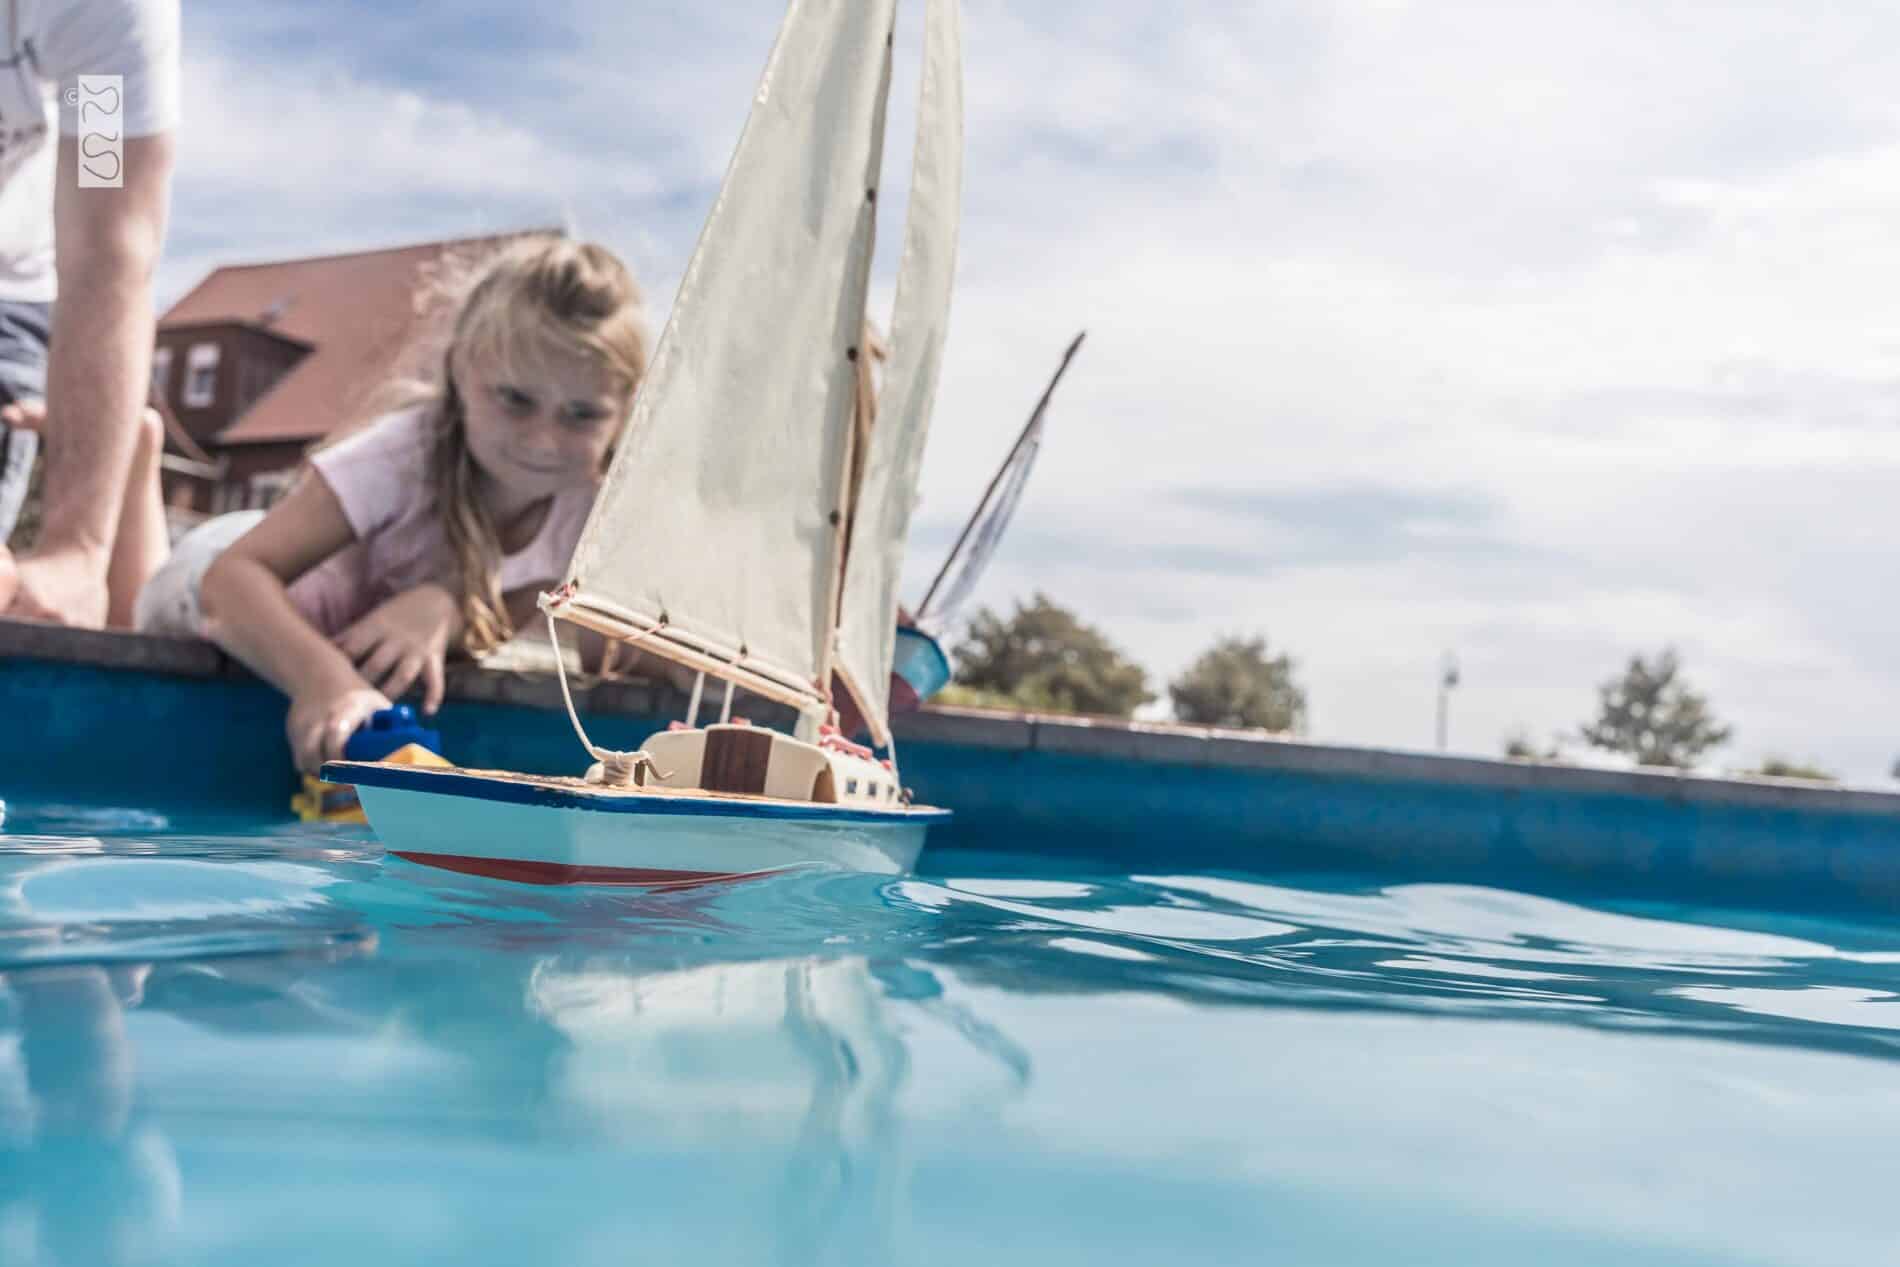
[163, 0, 1900, 779]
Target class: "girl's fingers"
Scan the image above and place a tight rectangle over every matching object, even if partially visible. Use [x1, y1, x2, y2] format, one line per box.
[379, 653, 423, 703]
[421, 653, 445, 715]
[323, 713, 357, 766]
[358, 637, 404, 686]
[340, 619, 397, 665]
[292, 721, 322, 776]
[336, 622, 375, 661]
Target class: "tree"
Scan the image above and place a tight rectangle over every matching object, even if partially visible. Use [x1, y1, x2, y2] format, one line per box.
[1579, 648, 1731, 768]
[1169, 634, 1306, 732]
[1502, 728, 1565, 761]
[950, 592, 1154, 718]
[1745, 757, 1836, 783]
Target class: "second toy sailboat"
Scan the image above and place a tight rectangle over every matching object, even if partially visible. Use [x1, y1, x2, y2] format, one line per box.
[326, 0, 962, 885]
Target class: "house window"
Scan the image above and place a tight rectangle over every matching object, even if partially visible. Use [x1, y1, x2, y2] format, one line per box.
[151, 345, 172, 398]
[183, 342, 220, 408]
[247, 469, 296, 509]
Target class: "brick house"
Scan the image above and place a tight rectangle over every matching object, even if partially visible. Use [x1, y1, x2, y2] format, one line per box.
[155, 231, 550, 522]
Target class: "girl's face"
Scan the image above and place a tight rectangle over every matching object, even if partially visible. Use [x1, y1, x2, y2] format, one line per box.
[454, 339, 628, 505]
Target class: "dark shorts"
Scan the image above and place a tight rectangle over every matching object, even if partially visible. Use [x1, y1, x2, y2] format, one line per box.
[0, 298, 50, 545]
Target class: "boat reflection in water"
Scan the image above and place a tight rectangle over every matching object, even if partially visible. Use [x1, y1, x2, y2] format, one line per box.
[527, 952, 1025, 1264]
[0, 964, 181, 1264]
[0, 840, 1032, 1262]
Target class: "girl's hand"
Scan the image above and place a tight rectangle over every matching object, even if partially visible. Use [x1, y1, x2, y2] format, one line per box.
[287, 684, 391, 775]
[335, 584, 460, 715]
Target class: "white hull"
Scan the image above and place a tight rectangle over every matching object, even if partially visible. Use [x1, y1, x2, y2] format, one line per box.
[326, 762, 946, 887]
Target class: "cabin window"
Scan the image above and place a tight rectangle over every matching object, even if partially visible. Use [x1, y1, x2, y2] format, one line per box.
[183, 342, 220, 407]
[151, 345, 172, 397]
[845, 778, 858, 795]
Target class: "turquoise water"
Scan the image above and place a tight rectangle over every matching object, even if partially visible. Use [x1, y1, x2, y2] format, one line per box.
[2, 802, 1898, 1265]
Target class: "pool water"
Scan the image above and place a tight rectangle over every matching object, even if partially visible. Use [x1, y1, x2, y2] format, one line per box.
[1, 802, 1896, 1266]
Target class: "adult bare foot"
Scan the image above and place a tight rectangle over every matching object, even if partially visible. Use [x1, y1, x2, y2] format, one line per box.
[5, 545, 110, 627]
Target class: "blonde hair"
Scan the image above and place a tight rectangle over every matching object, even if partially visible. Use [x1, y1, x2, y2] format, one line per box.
[359, 235, 649, 655]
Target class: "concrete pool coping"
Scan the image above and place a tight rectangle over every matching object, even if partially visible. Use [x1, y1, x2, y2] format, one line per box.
[11, 616, 1900, 911]
[4, 615, 1896, 819]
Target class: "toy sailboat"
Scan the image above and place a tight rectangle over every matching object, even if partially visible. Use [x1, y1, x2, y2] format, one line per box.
[325, 0, 962, 885]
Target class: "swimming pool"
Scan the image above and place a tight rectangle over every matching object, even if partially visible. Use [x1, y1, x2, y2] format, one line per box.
[1, 798, 1894, 1265]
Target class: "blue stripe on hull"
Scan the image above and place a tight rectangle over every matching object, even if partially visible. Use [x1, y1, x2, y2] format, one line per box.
[323, 761, 952, 826]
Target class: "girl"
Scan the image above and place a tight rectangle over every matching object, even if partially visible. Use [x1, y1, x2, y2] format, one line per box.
[140, 235, 650, 772]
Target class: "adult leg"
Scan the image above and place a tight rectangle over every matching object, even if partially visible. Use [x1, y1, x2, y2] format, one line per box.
[10, 134, 174, 627]
[105, 406, 168, 628]
[0, 299, 52, 615]
[0, 396, 170, 628]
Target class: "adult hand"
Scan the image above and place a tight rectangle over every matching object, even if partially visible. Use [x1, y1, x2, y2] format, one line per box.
[335, 584, 459, 716]
[286, 683, 391, 775]
[0, 397, 45, 429]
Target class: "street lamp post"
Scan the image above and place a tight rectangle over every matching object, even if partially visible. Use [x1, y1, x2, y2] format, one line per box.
[1436, 652, 1460, 752]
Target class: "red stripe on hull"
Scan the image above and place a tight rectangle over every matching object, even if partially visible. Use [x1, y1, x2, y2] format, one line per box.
[391, 850, 777, 889]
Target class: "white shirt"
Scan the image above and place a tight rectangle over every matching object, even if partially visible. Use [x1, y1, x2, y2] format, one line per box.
[295, 408, 600, 636]
[0, 0, 179, 302]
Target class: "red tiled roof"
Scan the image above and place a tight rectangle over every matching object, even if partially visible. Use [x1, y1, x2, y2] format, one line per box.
[160, 230, 557, 447]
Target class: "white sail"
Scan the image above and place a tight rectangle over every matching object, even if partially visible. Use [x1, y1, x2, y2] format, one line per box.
[835, 0, 965, 748]
[559, 0, 898, 713]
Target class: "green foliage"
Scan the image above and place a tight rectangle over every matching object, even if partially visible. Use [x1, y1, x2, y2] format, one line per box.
[932, 683, 1024, 712]
[1579, 648, 1732, 768]
[950, 593, 1154, 718]
[1168, 634, 1306, 732]
[1745, 757, 1836, 783]
[1502, 729, 1565, 761]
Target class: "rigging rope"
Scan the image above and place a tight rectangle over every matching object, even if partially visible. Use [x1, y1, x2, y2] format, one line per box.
[543, 606, 662, 788]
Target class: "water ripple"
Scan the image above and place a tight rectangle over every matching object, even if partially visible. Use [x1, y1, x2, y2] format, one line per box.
[898, 868, 1900, 1059]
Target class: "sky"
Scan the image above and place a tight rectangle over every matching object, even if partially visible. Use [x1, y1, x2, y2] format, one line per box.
[163, 1, 1900, 781]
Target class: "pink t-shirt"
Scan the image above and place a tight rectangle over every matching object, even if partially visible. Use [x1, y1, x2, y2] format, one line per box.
[288, 408, 596, 635]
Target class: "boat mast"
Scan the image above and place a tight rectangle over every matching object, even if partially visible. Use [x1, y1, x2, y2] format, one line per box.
[810, 10, 899, 741]
[917, 330, 1086, 619]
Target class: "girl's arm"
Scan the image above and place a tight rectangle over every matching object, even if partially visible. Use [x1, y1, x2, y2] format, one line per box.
[200, 474, 385, 771]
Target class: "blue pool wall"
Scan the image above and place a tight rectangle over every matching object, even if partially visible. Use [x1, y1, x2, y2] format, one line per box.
[6, 621, 1900, 911]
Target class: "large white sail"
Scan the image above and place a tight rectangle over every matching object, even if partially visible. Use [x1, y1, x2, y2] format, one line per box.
[835, 0, 965, 748]
[559, 0, 898, 713]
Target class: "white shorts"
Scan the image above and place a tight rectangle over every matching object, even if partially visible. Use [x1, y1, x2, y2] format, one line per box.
[133, 510, 265, 637]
